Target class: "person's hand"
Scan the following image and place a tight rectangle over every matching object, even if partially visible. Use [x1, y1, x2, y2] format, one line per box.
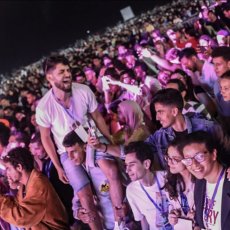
[87, 136, 103, 150]
[77, 208, 97, 224]
[7, 176, 20, 190]
[57, 167, 69, 184]
[187, 209, 195, 220]
[140, 48, 152, 59]
[114, 203, 128, 220]
[168, 209, 180, 225]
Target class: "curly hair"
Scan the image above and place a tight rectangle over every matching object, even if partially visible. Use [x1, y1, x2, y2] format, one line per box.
[3, 147, 34, 172]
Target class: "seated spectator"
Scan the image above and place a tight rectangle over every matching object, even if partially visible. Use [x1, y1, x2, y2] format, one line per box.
[125, 141, 172, 230]
[166, 78, 211, 120]
[164, 138, 195, 227]
[0, 147, 69, 229]
[216, 29, 230, 46]
[146, 88, 228, 170]
[207, 10, 228, 33]
[181, 131, 230, 230]
[63, 130, 117, 230]
[216, 70, 230, 135]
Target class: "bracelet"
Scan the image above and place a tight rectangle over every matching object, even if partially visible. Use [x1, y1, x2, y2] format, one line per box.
[103, 144, 108, 153]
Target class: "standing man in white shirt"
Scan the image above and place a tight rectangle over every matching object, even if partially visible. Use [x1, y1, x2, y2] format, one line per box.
[36, 55, 112, 230]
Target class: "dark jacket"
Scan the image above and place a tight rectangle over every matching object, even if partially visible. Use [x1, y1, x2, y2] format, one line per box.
[194, 172, 230, 230]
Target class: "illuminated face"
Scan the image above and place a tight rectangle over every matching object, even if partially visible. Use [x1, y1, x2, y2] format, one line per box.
[120, 73, 133, 84]
[48, 63, 72, 92]
[220, 78, 230, 101]
[216, 35, 226, 46]
[154, 103, 177, 128]
[157, 72, 170, 87]
[125, 152, 148, 181]
[29, 142, 47, 160]
[167, 30, 177, 43]
[84, 69, 96, 82]
[166, 146, 185, 174]
[26, 93, 36, 105]
[134, 66, 146, 82]
[213, 57, 230, 77]
[199, 38, 209, 47]
[183, 143, 216, 180]
[125, 55, 136, 69]
[5, 162, 22, 184]
[66, 143, 85, 165]
[180, 56, 196, 72]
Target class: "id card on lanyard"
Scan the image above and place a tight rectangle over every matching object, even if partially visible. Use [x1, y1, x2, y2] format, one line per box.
[52, 90, 88, 142]
[140, 174, 172, 230]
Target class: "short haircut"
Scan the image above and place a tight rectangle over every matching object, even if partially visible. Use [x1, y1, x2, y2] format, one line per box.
[180, 131, 215, 154]
[151, 88, 184, 112]
[179, 47, 197, 61]
[212, 47, 230, 61]
[43, 55, 70, 75]
[30, 131, 42, 145]
[125, 141, 154, 169]
[167, 79, 186, 93]
[3, 147, 34, 172]
[0, 122, 10, 147]
[62, 130, 84, 147]
[220, 70, 230, 80]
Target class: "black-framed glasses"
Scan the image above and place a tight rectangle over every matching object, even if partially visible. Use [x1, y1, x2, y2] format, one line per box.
[164, 155, 183, 165]
[181, 152, 207, 167]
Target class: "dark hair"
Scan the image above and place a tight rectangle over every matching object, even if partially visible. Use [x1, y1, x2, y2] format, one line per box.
[3, 147, 34, 172]
[163, 137, 195, 200]
[125, 141, 154, 169]
[0, 122, 10, 147]
[62, 130, 84, 147]
[220, 70, 230, 80]
[30, 131, 42, 145]
[171, 69, 197, 101]
[43, 55, 70, 74]
[151, 88, 184, 112]
[119, 69, 135, 79]
[179, 47, 197, 61]
[104, 67, 120, 80]
[134, 61, 148, 72]
[212, 47, 230, 61]
[180, 131, 216, 155]
[167, 79, 186, 93]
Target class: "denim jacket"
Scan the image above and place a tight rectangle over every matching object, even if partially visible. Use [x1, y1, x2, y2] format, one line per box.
[146, 115, 222, 169]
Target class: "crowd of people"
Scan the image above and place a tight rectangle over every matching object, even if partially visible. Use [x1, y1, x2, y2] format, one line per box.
[0, 0, 230, 229]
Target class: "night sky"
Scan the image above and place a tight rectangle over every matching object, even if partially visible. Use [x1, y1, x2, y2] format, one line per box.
[0, 1, 166, 75]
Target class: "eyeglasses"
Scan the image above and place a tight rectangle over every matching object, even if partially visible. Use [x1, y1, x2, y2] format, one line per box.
[181, 152, 207, 167]
[164, 155, 182, 165]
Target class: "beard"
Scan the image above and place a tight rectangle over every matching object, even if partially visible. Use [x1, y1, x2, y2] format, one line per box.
[54, 81, 72, 92]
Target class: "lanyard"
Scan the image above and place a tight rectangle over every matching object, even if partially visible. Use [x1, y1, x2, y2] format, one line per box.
[179, 191, 190, 215]
[204, 168, 225, 220]
[52, 90, 79, 126]
[139, 174, 165, 213]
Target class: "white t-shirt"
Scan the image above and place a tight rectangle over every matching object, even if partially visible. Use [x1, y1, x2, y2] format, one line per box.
[36, 83, 98, 154]
[203, 172, 225, 230]
[200, 61, 218, 97]
[126, 171, 169, 230]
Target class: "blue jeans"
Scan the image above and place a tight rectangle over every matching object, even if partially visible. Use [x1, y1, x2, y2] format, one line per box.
[60, 152, 89, 193]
